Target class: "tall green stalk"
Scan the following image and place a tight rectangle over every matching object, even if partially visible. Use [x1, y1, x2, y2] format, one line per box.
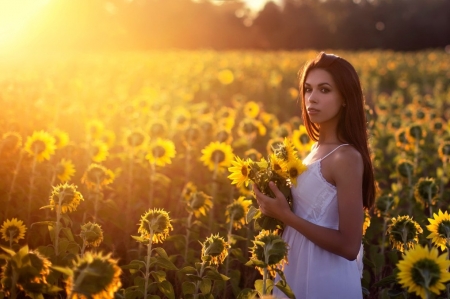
[5, 150, 23, 219]
[144, 230, 154, 299]
[27, 155, 38, 225]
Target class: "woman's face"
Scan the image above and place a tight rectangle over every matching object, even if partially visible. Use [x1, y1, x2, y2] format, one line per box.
[303, 68, 344, 125]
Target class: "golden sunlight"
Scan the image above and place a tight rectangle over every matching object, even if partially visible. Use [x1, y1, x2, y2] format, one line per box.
[0, 0, 50, 48]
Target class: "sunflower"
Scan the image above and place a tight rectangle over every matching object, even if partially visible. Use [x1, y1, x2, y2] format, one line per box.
[124, 128, 148, 149]
[1, 132, 22, 154]
[259, 112, 279, 130]
[145, 138, 176, 167]
[201, 234, 230, 266]
[271, 122, 292, 139]
[215, 126, 233, 144]
[172, 108, 191, 131]
[244, 148, 262, 162]
[292, 125, 314, 155]
[86, 119, 104, 140]
[395, 128, 412, 151]
[101, 129, 116, 148]
[186, 191, 213, 218]
[217, 69, 234, 85]
[55, 158, 76, 182]
[396, 159, 414, 180]
[387, 215, 423, 252]
[136, 208, 173, 244]
[238, 118, 266, 138]
[200, 141, 233, 173]
[228, 156, 251, 188]
[285, 158, 307, 186]
[375, 194, 396, 217]
[406, 124, 425, 144]
[243, 101, 260, 119]
[248, 230, 288, 278]
[52, 129, 69, 149]
[47, 183, 84, 214]
[429, 118, 446, 136]
[397, 245, 450, 299]
[414, 177, 439, 207]
[225, 196, 252, 230]
[181, 181, 198, 202]
[80, 222, 104, 248]
[288, 87, 299, 100]
[216, 107, 236, 131]
[24, 130, 56, 162]
[266, 137, 284, 156]
[427, 210, 450, 251]
[270, 153, 288, 178]
[81, 164, 115, 189]
[65, 252, 122, 299]
[183, 124, 203, 146]
[147, 119, 169, 139]
[0, 218, 27, 243]
[1, 246, 53, 298]
[276, 137, 298, 163]
[89, 140, 109, 163]
[438, 141, 450, 163]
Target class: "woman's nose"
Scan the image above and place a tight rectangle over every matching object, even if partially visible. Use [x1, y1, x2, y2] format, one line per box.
[307, 91, 317, 103]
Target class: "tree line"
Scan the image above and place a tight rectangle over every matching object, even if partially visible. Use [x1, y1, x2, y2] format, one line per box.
[22, 0, 450, 51]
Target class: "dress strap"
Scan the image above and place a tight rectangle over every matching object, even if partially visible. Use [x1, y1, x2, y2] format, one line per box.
[320, 144, 349, 161]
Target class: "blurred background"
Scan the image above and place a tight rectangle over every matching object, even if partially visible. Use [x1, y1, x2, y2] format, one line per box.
[1, 0, 450, 53]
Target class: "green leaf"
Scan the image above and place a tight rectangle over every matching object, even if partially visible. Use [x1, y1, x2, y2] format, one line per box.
[151, 270, 166, 283]
[131, 235, 146, 243]
[58, 238, 70, 254]
[236, 288, 258, 299]
[153, 255, 178, 270]
[50, 265, 73, 277]
[179, 266, 197, 274]
[204, 268, 229, 281]
[61, 227, 75, 241]
[121, 260, 145, 270]
[158, 280, 175, 299]
[61, 214, 73, 227]
[66, 242, 80, 255]
[30, 221, 56, 228]
[199, 278, 212, 294]
[373, 274, 398, 287]
[230, 248, 247, 263]
[182, 281, 196, 295]
[275, 279, 296, 299]
[246, 206, 258, 223]
[0, 246, 16, 256]
[254, 279, 274, 296]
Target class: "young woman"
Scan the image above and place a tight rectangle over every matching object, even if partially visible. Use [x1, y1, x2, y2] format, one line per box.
[253, 52, 376, 298]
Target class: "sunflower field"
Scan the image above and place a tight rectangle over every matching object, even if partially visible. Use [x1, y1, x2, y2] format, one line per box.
[0, 50, 450, 299]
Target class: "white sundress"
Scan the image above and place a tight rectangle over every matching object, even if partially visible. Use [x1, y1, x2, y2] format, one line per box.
[272, 144, 364, 299]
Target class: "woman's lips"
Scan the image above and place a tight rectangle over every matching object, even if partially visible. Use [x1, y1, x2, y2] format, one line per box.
[307, 108, 319, 115]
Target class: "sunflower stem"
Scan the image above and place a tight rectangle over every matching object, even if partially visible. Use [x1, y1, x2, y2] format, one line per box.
[440, 160, 447, 200]
[9, 230, 14, 249]
[184, 212, 193, 263]
[381, 216, 389, 256]
[193, 261, 207, 299]
[27, 155, 38, 225]
[5, 150, 23, 219]
[262, 267, 268, 296]
[92, 179, 101, 222]
[209, 154, 219, 233]
[55, 192, 63, 257]
[10, 269, 19, 299]
[144, 230, 154, 299]
[223, 214, 234, 299]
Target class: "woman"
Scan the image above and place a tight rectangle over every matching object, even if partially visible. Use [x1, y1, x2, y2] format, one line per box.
[254, 52, 376, 298]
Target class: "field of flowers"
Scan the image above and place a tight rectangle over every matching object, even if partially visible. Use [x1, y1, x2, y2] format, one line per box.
[0, 50, 450, 299]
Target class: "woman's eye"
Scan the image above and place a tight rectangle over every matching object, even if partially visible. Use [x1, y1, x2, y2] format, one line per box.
[321, 88, 330, 93]
[304, 87, 311, 92]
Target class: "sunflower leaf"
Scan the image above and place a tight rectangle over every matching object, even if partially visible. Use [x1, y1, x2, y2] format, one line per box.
[51, 265, 73, 277]
[236, 288, 258, 299]
[157, 280, 175, 299]
[182, 281, 196, 295]
[0, 246, 16, 256]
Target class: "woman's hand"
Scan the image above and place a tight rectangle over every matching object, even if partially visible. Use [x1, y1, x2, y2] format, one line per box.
[253, 181, 292, 221]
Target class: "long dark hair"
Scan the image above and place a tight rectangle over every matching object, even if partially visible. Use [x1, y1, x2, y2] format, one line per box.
[298, 52, 375, 209]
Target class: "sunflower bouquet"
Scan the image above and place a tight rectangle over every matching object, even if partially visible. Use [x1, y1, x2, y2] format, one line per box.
[228, 138, 307, 231]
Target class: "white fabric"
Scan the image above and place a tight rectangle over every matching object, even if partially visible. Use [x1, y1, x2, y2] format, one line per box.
[273, 144, 363, 299]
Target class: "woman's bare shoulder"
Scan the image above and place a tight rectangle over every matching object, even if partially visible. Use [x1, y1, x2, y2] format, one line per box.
[331, 145, 363, 174]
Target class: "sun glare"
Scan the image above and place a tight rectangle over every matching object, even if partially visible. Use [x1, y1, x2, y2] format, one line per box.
[0, 0, 50, 49]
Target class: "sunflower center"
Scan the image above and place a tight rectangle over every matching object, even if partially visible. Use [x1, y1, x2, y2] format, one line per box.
[437, 220, 450, 237]
[56, 164, 66, 175]
[241, 165, 248, 176]
[186, 128, 200, 143]
[411, 259, 441, 288]
[243, 122, 257, 134]
[300, 134, 310, 145]
[31, 140, 47, 154]
[416, 110, 426, 120]
[3, 135, 20, 151]
[150, 123, 165, 137]
[216, 131, 229, 143]
[128, 132, 145, 147]
[409, 126, 423, 139]
[92, 146, 100, 156]
[212, 150, 225, 164]
[398, 162, 414, 178]
[417, 181, 437, 200]
[152, 145, 166, 158]
[177, 116, 187, 125]
[434, 122, 443, 130]
[289, 167, 298, 178]
[390, 119, 401, 129]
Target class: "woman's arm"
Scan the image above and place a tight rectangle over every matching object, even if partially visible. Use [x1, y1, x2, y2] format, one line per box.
[254, 148, 364, 261]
